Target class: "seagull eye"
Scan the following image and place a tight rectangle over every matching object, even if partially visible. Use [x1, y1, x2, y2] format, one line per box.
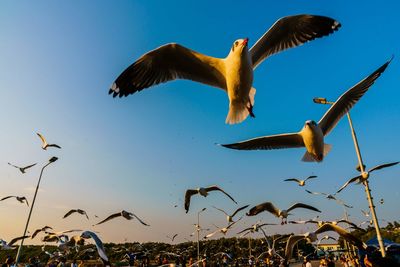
[234, 41, 239, 46]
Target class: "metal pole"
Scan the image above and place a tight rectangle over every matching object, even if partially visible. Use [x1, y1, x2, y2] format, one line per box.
[15, 157, 58, 264]
[197, 208, 206, 263]
[345, 112, 386, 257]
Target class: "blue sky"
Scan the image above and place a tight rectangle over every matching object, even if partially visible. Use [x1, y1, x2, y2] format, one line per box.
[0, 1, 399, 244]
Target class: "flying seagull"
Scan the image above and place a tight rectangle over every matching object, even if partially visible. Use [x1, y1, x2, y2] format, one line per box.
[31, 226, 53, 239]
[220, 59, 391, 161]
[81, 231, 110, 266]
[37, 133, 61, 150]
[7, 162, 37, 174]
[109, 15, 340, 124]
[284, 175, 317, 186]
[237, 221, 276, 235]
[305, 189, 353, 208]
[204, 217, 242, 239]
[361, 209, 370, 217]
[166, 234, 178, 242]
[0, 235, 30, 250]
[0, 195, 29, 207]
[63, 209, 89, 220]
[212, 205, 249, 222]
[336, 161, 399, 193]
[284, 223, 367, 261]
[247, 202, 321, 224]
[185, 185, 237, 213]
[93, 210, 149, 226]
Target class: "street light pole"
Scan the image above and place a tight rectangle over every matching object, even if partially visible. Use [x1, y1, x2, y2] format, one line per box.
[197, 208, 206, 263]
[15, 157, 58, 264]
[313, 97, 386, 257]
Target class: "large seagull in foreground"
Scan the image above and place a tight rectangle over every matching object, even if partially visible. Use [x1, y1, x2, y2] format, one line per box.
[221, 59, 391, 161]
[109, 15, 340, 124]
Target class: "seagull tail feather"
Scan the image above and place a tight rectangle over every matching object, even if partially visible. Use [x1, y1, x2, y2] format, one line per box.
[225, 88, 256, 125]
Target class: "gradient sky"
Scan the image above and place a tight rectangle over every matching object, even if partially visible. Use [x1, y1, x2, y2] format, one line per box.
[0, 1, 399, 245]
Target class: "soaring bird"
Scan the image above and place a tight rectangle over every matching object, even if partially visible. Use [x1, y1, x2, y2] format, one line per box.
[185, 185, 237, 213]
[284, 175, 317, 186]
[0, 195, 29, 207]
[7, 162, 37, 174]
[336, 161, 399, 193]
[317, 235, 337, 245]
[247, 202, 321, 224]
[166, 234, 178, 242]
[110, 15, 340, 125]
[361, 209, 370, 217]
[204, 217, 242, 239]
[94, 210, 149, 226]
[0, 235, 30, 250]
[259, 227, 289, 258]
[305, 190, 353, 208]
[284, 223, 367, 261]
[63, 209, 89, 220]
[212, 205, 249, 223]
[81, 231, 110, 266]
[31, 226, 53, 239]
[221, 59, 391, 161]
[237, 221, 276, 236]
[37, 133, 61, 150]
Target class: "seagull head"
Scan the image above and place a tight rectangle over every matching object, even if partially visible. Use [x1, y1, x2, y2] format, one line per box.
[305, 120, 318, 128]
[230, 38, 249, 55]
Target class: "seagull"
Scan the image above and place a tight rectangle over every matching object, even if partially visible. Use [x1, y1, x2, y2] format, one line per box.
[284, 223, 367, 261]
[259, 228, 289, 258]
[284, 175, 317, 186]
[37, 132, 61, 150]
[361, 209, 370, 217]
[0, 235, 30, 250]
[93, 210, 149, 226]
[317, 235, 337, 245]
[7, 162, 37, 174]
[237, 221, 276, 235]
[109, 15, 340, 125]
[204, 217, 242, 239]
[304, 218, 362, 231]
[63, 209, 89, 220]
[212, 205, 249, 223]
[336, 161, 399, 193]
[220, 59, 391, 161]
[166, 234, 178, 242]
[0, 195, 29, 207]
[247, 202, 321, 224]
[81, 231, 110, 266]
[31, 226, 53, 239]
[184, 185, 237, 213]
[305, 190, 353, 208]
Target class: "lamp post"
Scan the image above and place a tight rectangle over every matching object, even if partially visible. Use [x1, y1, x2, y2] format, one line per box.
[313, 97, 386, 257]
[15, 157, 58, 264]
[196, 207, 206, 263]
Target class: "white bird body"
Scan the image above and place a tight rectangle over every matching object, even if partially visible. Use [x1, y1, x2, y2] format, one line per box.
[300, 121, 326, 161]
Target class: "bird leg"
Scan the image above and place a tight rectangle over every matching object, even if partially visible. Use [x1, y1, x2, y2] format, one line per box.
[247, 102, 255, 118]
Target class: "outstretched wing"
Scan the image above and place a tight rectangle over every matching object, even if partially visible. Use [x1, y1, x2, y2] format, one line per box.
[130, 212, 150, 226]
[315, 223, 367, 249]
[206, 185, 237, 204]
[336, 176, 361, 194]
[0, 196, 15, 201]
[250, 14, 340, 69]
[9, 235, 30, 246]
[63, 209, 77, 219]
[304, 175, 318, 181]
[221, 133, 304, 150]
[7, 162, 20, 169]
[109, 43, 226, 97]
[184, 189, 198, 213]
[286, 203, 321, 213]
[284, 235, 305, 261]
[23, 163, 37, 170]
[94, 212, 122, 226]
[231, 205, 249, 217]
[368, 161, 399, 173]
[36, 133, 47, 145]
[212, 206, 229, 216]
[247, 202, 280, 217]
[318, 58, 391, 136]
[284, 178, 301, 184]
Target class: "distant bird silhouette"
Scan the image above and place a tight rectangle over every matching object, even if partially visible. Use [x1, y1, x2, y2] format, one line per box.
[7, 162, 37, 174]
[221, 59, 391, 161]
[0, 195, 29, 207]
[31, 226, 53, 239]
[247, 202, 321, 224]
[305, 189, 353, 208]
[185, 185, 237, 213]
[166, 234, 178, 242]
[0, 235, 30, 250]
[110, 15, 340, 124]
[212, 205, 249, 222]
[63, 209, 89, 220]
[81, 231, 110, 266]
[361, 209, 370, 217]
[284, 175, 317, 186]
[37, 133, 61, 150]
[94, 210, 149, 226]
[237, 221, 276, 236]
[336, 161, 399, 193]
[204, 217, 242, 239]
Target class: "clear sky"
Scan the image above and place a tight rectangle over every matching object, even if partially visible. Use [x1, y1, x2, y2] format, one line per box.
[0, 1, 399, 245]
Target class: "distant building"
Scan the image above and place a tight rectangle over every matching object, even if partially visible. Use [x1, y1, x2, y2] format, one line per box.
[317, 243, 342, 252]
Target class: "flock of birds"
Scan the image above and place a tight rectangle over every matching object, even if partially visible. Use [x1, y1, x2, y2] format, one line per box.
[1, 12, 399, 266]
